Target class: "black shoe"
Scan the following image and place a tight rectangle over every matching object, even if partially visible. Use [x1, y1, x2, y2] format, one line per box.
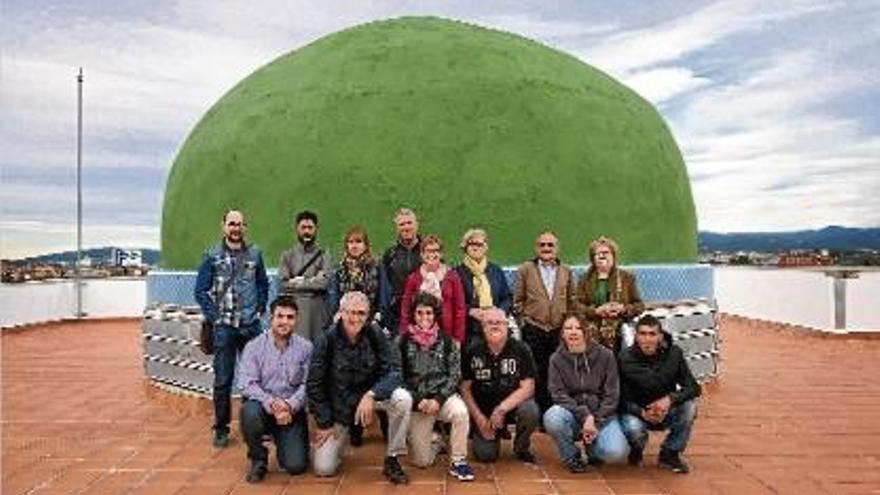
[564, 456, 588, 473]
[382, 456, 409, 484]
[212, 430, 229, 448]
[658, 449, 689, 474]
[515, 451, 537, 464]
[245, 461, 267, 483]
[628, 447, 644, 468]
[349, 424, 363, 447]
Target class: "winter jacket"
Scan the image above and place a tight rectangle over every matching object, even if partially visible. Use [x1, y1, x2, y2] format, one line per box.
[547, 342, 619, 428]
[380, 238, 422, 329]
[307, 321, 401, 429]
[397, 333, 461, 409]
[617, 330, 701, 417]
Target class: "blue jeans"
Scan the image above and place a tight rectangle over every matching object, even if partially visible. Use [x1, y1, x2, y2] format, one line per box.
[213, 323, 260, 434]
[543, 406, 629, 464]
[619, 399, 698, 453]
[240, 400, 308, 474]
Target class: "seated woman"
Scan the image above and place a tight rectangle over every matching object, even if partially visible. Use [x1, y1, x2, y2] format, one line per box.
[399, 234, 466, 344]
[544, 314, 629, 473]
[575, 236, 644, 352]
[454, 228, 511, 349]
[398, 292, 474, 481]
[326, 226, 382, 321]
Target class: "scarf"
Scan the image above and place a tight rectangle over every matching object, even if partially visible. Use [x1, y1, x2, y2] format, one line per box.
[407, 322, 439, 351]
[463, 256, 493, 308]
[419, 264, 447, 300]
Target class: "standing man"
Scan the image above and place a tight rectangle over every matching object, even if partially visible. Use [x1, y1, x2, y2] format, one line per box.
[380, 208, 421, 333]
[307, 291, 413, 484]
[195, 209, 269, 448]
[513, 231, 577, 414]
[237, 296, 312, 483]
[460, 308, 540, 464]
[278, 210, 332, 341]
[618, 315, 701, 473]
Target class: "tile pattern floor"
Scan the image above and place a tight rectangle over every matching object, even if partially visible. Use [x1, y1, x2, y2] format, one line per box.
[3, 316, 880, 495]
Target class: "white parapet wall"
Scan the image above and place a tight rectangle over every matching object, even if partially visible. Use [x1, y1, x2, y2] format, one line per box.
[0, 278, 146, 328]
[714, 266, 880, 332]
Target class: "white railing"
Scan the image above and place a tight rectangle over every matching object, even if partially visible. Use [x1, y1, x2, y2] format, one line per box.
[2, 268, 877, 332]
[714, 266, 879, 332]
[0, 278, 146, 328]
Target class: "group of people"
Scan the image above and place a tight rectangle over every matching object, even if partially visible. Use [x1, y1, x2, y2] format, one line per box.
[194, 207, 701, 484]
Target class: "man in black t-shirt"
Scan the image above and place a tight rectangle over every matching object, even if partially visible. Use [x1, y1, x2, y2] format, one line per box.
[460, 308, 541, 463]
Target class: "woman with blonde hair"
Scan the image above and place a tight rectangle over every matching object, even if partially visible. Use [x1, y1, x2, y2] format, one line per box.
[455, 228, 511, 348]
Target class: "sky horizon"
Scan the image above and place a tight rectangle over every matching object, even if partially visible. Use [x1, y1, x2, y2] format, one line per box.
[2, 1, 879, 259]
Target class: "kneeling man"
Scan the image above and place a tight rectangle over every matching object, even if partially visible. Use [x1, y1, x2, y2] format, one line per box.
[238, 296, 312, 483]
[618, 315, 701, 473]
[308, 291, 412, 483]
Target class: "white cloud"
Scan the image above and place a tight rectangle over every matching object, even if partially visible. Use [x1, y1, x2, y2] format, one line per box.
[620, 66, 711, 105]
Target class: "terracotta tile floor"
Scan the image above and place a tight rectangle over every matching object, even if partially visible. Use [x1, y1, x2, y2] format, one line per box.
[3, 316, 880, 495]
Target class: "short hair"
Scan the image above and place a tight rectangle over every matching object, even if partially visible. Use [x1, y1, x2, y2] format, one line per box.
[636, 314, 662, 331]
[589, 236, 619, 262]
[459, 228, 488, 250]
[221, 208, 243, 223]
[409, 292, 443, 322]
[295, 210, 318, 226]
[343, 226, 373, 259]
[535, 230, 558, 242]
[421, 234, 443, 252]
[393, 208, 417, 223]
[339, 291, 370, 311]
[270, 295, 299, 314]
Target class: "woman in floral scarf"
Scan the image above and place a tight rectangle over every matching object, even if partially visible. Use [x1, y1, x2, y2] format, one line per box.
[398, 234, 466, 344]
[327, 226, 382, 321]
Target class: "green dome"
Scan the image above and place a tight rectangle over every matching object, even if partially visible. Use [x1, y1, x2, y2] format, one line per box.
[161, 16, 697, 269]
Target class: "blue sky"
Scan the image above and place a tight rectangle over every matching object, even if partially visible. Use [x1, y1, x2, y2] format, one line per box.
[2, 0, 878, 258]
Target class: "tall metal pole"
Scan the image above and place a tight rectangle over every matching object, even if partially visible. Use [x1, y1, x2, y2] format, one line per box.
[76, 68, 83, 318]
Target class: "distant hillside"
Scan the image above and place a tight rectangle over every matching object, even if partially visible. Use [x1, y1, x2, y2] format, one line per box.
[8, 247, 161, 266]
[699, 226, 880, 252]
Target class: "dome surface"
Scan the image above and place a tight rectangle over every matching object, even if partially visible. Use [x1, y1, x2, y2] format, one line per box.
[161, 16, 697, 268]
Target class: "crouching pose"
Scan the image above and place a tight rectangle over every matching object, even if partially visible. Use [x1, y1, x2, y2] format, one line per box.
[307, 291, 413, 484]
[544, 314, 629, 473]
[618, 315, 701, 473]
[399, 292, 475, 481]
[460, 308, 540, 464]
[237, 296, 312, 483]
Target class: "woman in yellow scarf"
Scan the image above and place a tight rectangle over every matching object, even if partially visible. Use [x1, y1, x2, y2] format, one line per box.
[455, 228, 512, 349]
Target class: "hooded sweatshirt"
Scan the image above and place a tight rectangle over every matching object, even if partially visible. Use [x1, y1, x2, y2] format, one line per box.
[617, 329, 701, 418]
[547, 341, 619, 428]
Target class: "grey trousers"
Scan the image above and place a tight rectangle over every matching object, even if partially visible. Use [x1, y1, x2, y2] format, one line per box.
[313, 388, 412, 476]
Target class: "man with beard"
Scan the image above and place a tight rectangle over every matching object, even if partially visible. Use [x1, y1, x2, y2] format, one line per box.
[195, 209, 269, 448]
[380, 208, 421, 334]
[237, 296, 312, 483]
[278, 210, 332, 341]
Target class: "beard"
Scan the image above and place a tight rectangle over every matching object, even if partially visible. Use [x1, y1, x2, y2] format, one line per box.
[298, 234, 315, 245]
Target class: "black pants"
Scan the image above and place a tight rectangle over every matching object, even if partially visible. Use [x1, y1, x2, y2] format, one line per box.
[521, 323, 560, 414]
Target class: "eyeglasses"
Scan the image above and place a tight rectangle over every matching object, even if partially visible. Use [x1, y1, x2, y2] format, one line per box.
[344, 309, 368, 317]
[538, 242, 556, 248]
[595, 250, 612, 256]
[226, 221, 245, 227]
[467, 241, 486, 248]
[423, 248, 441, 254]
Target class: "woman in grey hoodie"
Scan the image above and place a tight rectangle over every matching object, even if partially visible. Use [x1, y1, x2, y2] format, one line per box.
[543, 314, 629, 472]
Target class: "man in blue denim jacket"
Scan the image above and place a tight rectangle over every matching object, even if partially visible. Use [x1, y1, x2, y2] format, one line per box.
[195, 209, 269, 447]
